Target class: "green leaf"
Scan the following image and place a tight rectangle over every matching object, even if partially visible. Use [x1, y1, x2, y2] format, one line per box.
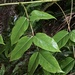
[30, 10, 55, 22]
[39, 50, 63, 73]
[43, 70, 51, 75]
[33, 33, 60, 52]
[27, 3, 42, 9]
[4, 41, 11, 57]
[0, 34, 5, 45]
[10, 36, 33, 61]
[60, 57, 75, 74]
[0, 64, 5, 75]
[70, 30, 75, 42]
[53, 30, 69, 49]
[28, 52, 39, 75]
[11, 16, 29, 45]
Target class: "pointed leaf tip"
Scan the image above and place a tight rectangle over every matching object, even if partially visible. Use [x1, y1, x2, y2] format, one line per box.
[30, 10, 56, 22]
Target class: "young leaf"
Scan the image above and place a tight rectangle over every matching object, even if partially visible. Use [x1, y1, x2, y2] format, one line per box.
[69, 30, 75, 42]
[11, 16, 29, 45]
[10, 36, 33, 61]
[53, 30, 69, 49]
[60, 57, 75, 74]
[39, 50, 63, 73]
[28, 52, 39, 75]
[0, 34, 5, 45]
[30, 10, 55, 22]
[33, 33, 60, 52]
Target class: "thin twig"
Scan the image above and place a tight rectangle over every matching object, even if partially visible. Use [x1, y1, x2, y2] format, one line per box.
[21, 3, 34, 36]
[68, 72, 75, 75]
[21, 3, 29, 18]
[55, 2, 70, 31]
[73, 45, 75, 58]
[69, 0, 73, 31]
[43, 2, 54, 11]
[0, 0, 59, 6]
[30, 23, 34, 36]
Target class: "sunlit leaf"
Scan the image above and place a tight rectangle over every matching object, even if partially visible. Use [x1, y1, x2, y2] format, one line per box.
[11, 16, 29, 45]
[10, 36, 33, 61]
[28, 52, 39, 75]
[39, 50, 63, 73]
[30, 10, 55, 22]
[0, 34, 5, 45]
[70, 30, 75, 42]
[53, 30, 69, 49]
[33, 33, 60, 52]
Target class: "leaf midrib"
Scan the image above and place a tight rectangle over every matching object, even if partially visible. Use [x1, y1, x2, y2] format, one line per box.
[11, 37, 33, 58]
[12, 18, 26, 44]
[56, 33, 68, 43]
[34, 36, 58, 52]
[62, 59, 74, 69]
[39, 51, 58, 70]
[29, 52, 39, 75]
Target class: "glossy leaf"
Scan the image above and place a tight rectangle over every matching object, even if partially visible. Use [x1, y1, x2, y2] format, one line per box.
[33, 33, 60, 52]
[0, 34, 5, 45]
[11, 17, 29, 45]
[53, 30, 69, 49]
[39, 50, 63, 73]
[28, 52, 39, 75]
[60, 57, 75, 74]
[10, 36, 33, 61]
[70, 30, 75, 42]
[30, 10, 55, 22]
